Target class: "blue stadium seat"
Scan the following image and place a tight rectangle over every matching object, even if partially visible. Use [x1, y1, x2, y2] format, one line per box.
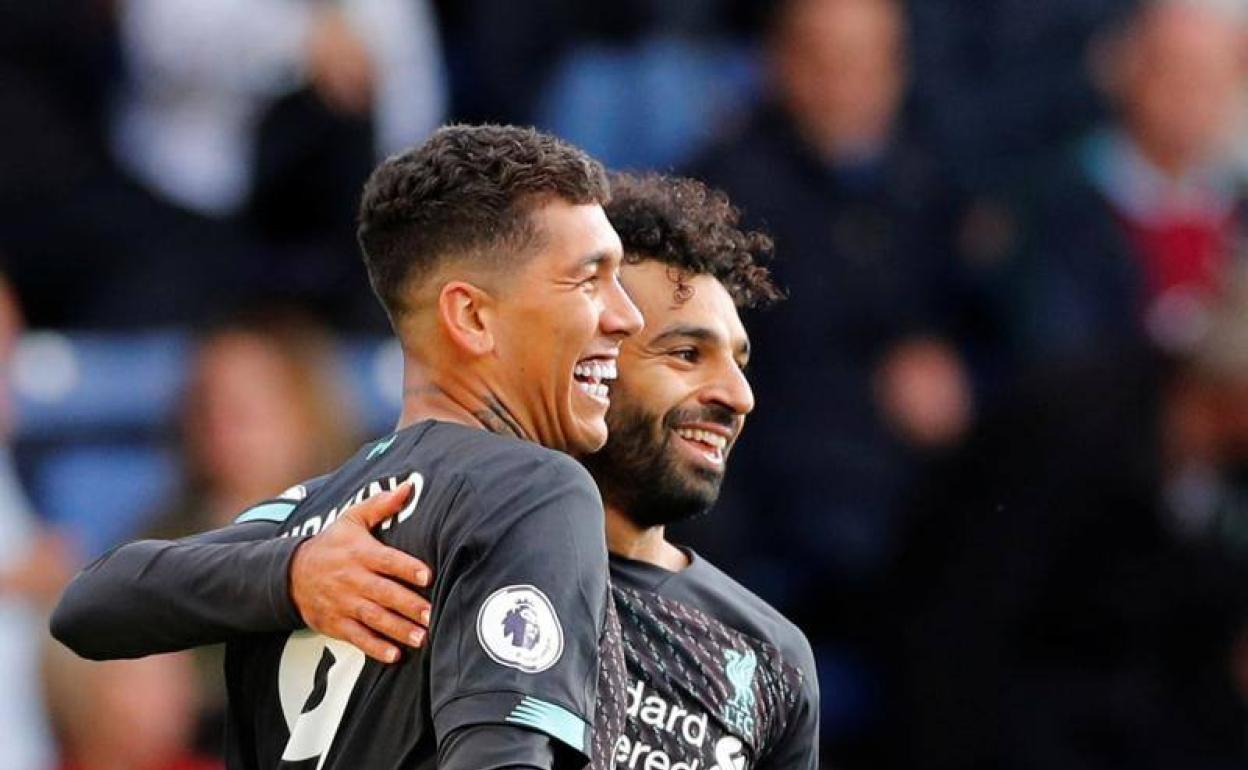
[34, 445, 180, 559]
[13, 331, 188, 438]
[535, 36, 760, 171]
[12, 332, 398, 554]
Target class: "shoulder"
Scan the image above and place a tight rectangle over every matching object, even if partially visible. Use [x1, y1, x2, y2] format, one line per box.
[436, 432, 603, 543]
[379, 423, 599, 509]
[450, 433, 598, 506]
[233, 474, 332, 525]
[685, 556, 817, 686]
[460, 432, 593, 488]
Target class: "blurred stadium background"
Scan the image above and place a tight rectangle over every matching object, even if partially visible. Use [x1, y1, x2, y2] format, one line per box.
[5, 0, 1248, 768]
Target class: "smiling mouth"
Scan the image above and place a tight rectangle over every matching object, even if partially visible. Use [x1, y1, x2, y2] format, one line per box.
[673, 426, 729, 465]
[573, 358, 617, 400]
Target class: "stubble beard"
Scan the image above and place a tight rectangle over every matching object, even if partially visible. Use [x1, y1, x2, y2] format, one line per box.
[583, 399, 725, 529]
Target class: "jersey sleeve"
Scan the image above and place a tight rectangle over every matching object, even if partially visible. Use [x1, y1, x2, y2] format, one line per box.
[438, 724, 560, 770]
[50, 478, 329, 660]
[758, 635, 821, 770]
[428, 454, 609, 765]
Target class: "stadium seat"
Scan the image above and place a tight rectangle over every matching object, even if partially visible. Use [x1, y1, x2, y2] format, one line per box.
[12, 332, 398, 555]
[534, 36, 760, 171]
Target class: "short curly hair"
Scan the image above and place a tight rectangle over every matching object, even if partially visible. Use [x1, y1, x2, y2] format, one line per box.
[604, 173, 782, 309]
[357, 124, 609, 320]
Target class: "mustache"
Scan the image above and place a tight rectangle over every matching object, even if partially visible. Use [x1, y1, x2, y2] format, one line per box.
[661, 403, 738, 433]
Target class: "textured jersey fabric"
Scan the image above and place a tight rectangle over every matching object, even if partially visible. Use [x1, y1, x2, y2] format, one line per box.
[223, 421, 619, 770]
[608, 552, 820, 770]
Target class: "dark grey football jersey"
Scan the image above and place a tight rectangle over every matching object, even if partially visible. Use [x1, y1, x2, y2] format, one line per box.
[222, 421, 625, 770]
[608, 553, 820, 770]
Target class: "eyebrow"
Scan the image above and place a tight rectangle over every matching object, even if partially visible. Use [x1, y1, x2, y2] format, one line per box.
[572, 250, 617, 274]
[650, 323, 751, 360]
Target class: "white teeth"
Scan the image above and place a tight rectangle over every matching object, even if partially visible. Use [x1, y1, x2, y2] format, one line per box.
[675, 427, 727, 450]
[576, 381, 610, 399]
[575, 359, 617, 384]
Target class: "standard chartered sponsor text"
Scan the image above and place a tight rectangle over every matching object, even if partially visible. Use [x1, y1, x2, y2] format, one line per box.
[613, 679, 747, 770]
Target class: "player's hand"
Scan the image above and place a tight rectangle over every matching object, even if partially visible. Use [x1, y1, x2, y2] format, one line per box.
[289, 482, 433, 663]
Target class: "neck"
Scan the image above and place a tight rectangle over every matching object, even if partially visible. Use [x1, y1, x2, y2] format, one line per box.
[397, 357, 532, 442]
[604, 503, 689, 571]
[1126, 124, 1203, 182]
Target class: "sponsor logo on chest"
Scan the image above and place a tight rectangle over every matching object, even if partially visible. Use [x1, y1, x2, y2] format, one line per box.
[612, 675, 751, 770]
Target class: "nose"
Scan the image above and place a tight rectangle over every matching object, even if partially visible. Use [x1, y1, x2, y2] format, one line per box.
[601, 275, 644, 339]
[703, 361, 755, 417]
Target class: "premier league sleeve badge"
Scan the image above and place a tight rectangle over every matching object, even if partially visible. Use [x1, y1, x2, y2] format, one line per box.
[476, 585, 565, 673]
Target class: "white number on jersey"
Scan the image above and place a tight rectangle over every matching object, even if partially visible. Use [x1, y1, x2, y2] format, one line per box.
[277, 630, 367, 769]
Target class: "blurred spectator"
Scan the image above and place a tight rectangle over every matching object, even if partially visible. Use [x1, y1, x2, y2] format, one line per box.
[890, 6, 1248, 762]
[687, 0, 976, 759]
[906, 0, 1132, 190]
[44, 647, 220, 770]
[1162, 284, 1248, 764]
[134, 311, 361, 751]
[6, 0, 445, 330]
[690, 0, 973, 586]
[106, 0, 445, 329]
[0, 274, 72, 770]
[892, 285, 1248, 770]
[445, 0, 766, 127]
[1013, 0, 1248, 364]
[445, 0, 766, 169]
[0, 0, 134, 329]
[150, 311, 361, 537]
[113, 0, 443, 218]
[1164, 268, 1248, 558]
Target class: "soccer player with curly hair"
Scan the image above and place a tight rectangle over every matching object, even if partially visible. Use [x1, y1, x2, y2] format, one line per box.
[53, 169, 820, 770]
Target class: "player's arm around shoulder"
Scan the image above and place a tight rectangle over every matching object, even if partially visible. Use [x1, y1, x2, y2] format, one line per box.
[430, 449, 611, 767]
[51, 478, 434, 664]
[49, 514, 293, 661]
[48, 481, 326, 660]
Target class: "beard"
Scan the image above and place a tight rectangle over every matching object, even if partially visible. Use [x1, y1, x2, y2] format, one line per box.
[582, 398, 734, 528]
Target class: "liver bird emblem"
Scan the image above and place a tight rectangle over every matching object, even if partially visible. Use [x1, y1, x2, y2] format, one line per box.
[724, 649, 757, 711]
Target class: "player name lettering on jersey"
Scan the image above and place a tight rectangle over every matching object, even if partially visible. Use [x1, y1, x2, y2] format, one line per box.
[279, 471, 424, 539]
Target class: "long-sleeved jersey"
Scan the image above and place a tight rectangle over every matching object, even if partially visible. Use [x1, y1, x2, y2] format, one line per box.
[55, 421, 627, 770]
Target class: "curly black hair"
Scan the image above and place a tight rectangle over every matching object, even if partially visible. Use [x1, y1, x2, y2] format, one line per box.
[357, 124, 609, 321]
[604, 172, 782, 309]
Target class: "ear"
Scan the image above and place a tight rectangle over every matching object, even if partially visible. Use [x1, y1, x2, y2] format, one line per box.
[437, 280, 497, 356]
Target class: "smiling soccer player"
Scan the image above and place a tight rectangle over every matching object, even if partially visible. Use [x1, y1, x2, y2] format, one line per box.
[54, 125, 642, 770]
[52, 172, 820, 770]
[589, 174, 818, 770]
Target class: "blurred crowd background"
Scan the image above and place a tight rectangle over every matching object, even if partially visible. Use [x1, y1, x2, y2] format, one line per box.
[4, 0, 1248, 768]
